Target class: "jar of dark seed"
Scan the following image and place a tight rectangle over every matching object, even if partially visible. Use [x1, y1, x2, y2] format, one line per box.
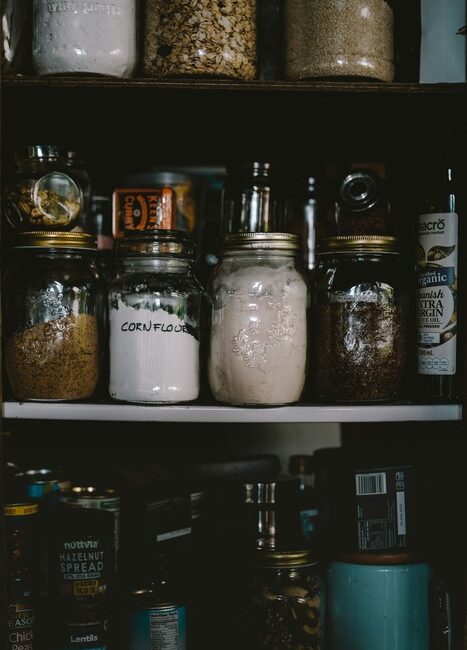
[285, 0, 394, 81]
[143, 0, 257, 80]
[310, 236, 408, 403]
[245, 550, 323, 650]
[4, 232, 103, 401]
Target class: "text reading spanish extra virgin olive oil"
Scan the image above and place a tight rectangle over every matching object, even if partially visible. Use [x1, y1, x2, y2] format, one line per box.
[417, 212, 458, 375]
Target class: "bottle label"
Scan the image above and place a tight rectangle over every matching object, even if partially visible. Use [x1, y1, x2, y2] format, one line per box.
[129, 606, 186, 650]
[417, 212, 458, 375]
[8, 603, 35, 650]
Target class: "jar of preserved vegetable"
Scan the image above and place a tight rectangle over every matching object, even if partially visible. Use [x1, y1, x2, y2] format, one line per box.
[310, 236, 408, 403]
[285, 0, 394, 81]
[208, 233, 308, 406]
[245, 550, 323, 650]
[109, 231, 203, 404]
[4, 232, 103, 401]
[5, 146, 91, 232]
[143, 0, 257, 80]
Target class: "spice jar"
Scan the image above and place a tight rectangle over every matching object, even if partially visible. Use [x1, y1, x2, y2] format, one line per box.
[109, 231, 203, 404]
[143, 0, 257, 80]
[4, 232, 103, 401]
[285, 0, 394, 81]
[5, 146, 91, 232]
[245, 550, 323, 650]
[310, 236, 408, 403]
[32, 0, 137, 77]
[208, 233, 308, 406]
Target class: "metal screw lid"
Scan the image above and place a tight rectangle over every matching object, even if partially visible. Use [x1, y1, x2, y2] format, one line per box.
[13, 231, 96, 250]
[258, 549, 317, 568]
[223, 232, 300, 252]
[319, 235, 399, 254]
[116, 230, 193, 258]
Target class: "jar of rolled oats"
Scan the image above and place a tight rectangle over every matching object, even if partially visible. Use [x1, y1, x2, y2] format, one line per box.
[143, 0, 257, 80]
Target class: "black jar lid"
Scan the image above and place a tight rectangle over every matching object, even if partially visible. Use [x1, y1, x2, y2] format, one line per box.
[319, 235, 399, 255]
[16, 145, 69, 162]
[13, 231, 96, 250]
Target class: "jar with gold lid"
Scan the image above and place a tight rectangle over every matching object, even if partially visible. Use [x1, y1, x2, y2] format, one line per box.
[310, 235, 408, 403]
[4, 232, 103, 401]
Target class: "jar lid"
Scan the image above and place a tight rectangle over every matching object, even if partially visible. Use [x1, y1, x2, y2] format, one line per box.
[116, 230, 193, 258]
[223, 233, 300, 252]
[16, 145, 68, 162]
[258, 549, 318, 568]
[319, 235, 399, 254]
[14, 232, 97, 250]
[5, 503, 39, 517]
[336, 551, 422, 566]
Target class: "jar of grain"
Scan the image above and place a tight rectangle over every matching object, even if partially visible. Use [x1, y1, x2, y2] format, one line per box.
[285, 0, 394, 82]
[310, 236, 408, 403]
[143, 0, 257, 80]
[208, 233, 308, 406]
[4, 232, 103, 401]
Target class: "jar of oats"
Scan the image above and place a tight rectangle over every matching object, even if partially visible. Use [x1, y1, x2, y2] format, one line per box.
[143, 0, 257, 80]
[285, 0, 394, 82]
[4, 232, 103, 401]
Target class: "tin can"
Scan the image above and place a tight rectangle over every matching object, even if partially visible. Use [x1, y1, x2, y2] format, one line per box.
[129, 589, 186, 650]
[59, 487, 120, 571]
[113, 187, 176, 238]
[16, 468, 71, 499]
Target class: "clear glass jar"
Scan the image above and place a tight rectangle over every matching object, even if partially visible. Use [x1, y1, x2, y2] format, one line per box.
[109, 231, 203, 404]
[246, 550, 323, 650]
[143, 0, 257, 80]
[4, 232, 103, 402]
[285, 0, 394, 81]
[5, 146, 91, 232]
[32, 0, 137, 77]
[310, 236, 408, 403]
[208, 233, 308, 406]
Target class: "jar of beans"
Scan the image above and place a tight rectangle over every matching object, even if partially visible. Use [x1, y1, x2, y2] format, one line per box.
[143, 0, 257, 80]
[310, 236, 408, 403]
[285, 0, 394, 81]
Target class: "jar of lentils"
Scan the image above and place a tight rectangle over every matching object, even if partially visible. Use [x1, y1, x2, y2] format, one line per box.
[143, 0, 257, 79]
[310, 236, 407, 403]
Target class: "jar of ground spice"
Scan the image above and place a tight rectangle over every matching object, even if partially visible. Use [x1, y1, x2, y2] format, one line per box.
[285, 0, 394, 81]
[4, 232, 103, 401]
[310, 236, 407, 403]
[143, 0, 257, 79]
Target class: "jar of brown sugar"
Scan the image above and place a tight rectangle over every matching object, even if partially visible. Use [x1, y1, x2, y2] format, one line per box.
[285, 0, 394, 82]
[4, 232, 103, 402]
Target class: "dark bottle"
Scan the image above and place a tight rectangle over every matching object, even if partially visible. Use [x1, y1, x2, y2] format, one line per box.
[288, 455, 319, 543]
[416, 161, 461, 402]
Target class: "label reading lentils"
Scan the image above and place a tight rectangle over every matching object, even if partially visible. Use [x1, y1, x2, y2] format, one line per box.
[417, 212, 458, 375]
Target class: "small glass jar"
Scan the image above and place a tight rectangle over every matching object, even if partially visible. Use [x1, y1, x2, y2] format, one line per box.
[310, 236, 408, 403]
[32, 0, 137, 78]
[109, 231, 203, 404]
[208, 233, 308, 406]
[246, 550, 323, 650]
[143, 0, 257, 80]
[5, 146, 91, 232]
[285, 0, 394, 82]
[4, 232, 102, 401]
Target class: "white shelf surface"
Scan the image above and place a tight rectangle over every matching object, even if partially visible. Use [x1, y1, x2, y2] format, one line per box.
[2, 402, 462, 423]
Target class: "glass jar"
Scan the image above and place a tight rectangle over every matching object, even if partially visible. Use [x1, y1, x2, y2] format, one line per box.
[246, 550, 323, 650]
[208, 233, 308, 406]
[310, 236, 408, 403]
[143, 0, 257, 80]
[285, 0, 394, 81]
[5, 146, 91, 232]
[32, 0, 137, 77]
[4, 232, 102, 401]
[108, 231, 203, 404]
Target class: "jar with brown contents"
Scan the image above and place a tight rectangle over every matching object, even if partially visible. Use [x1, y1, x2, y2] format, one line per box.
[4, 232, 103, 402]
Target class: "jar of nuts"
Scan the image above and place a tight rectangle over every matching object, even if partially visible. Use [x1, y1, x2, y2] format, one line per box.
[143, 0, 257, 80]
[5, 145, 90, 231]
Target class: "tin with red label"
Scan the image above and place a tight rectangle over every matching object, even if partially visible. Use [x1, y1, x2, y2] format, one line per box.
[113, 188, 176, 239]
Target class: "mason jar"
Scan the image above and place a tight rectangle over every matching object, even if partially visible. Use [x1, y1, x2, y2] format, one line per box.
[208, 233, 308, 406]
[109, 231, 203, 404]
[310, 236, 408, 402]
[4, 232, 102, 401]
[245, 550, 323, 650]
[5, 145, 91, 232]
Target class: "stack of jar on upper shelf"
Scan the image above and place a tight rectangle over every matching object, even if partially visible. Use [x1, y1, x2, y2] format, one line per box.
[3, 146, 462, 406]
[2, 1, 466, 83]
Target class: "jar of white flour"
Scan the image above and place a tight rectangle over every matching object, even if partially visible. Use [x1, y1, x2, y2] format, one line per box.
[33, 0, 137, 77]
[109, 232, 203, 403]
[208, 233, 308, 406]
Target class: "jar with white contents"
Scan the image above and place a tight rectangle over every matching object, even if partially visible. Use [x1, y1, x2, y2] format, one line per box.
[109, 232, 203, 404]
[208, 233, 309, 406]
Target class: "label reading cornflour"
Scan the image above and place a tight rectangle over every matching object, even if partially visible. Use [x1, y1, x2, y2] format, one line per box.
[109, 301, 199, 403]
[417, 212, 458, 375]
